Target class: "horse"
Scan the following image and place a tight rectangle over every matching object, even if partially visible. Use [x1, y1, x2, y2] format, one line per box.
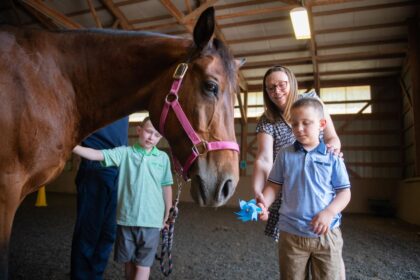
[0, 7, 244, 278]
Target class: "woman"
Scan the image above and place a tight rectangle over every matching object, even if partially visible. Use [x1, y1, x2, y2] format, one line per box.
[252, 65, 345, 278]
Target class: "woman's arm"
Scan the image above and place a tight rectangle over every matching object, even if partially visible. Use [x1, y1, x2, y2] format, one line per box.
[73, 145, 104, 161]
[323, 108, 342, 153]
[252, 133, 274, 197]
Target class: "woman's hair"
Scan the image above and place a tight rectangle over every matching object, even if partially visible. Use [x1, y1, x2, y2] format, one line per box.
[262, 65, 299, 123]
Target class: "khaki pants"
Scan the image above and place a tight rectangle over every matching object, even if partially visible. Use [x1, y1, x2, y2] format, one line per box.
[278, 228, 343, 280]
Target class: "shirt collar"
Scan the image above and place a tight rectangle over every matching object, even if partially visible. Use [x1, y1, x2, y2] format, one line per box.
[134, 143, 159, 156]
[294, 139, 327, 154]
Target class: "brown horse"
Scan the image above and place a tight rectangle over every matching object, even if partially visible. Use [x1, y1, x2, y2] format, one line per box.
[0, 7, 243, 278]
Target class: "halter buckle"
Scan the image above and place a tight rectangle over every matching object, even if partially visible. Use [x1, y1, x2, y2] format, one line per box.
[173, 63, 188, 79]
[165, 92, 178, 104]
[192, 141, 208, 156]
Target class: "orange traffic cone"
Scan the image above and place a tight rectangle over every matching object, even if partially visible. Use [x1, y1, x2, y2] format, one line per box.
[35, 186, 48, 207]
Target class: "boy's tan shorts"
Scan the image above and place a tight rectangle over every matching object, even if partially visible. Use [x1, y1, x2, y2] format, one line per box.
[278, 227, 343, 280]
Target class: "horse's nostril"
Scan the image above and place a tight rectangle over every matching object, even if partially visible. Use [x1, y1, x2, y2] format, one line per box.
[220, 179, 232, 200]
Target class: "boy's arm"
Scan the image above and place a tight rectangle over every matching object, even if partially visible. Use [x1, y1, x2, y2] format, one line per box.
[73, 145, 104, 161]
[311, 188, 351, 235]
[162, 186, 173, 225]
[257, 181, 282, 221]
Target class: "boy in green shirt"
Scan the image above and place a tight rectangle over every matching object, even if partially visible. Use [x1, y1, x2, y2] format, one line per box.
[73, 117, 173, 280]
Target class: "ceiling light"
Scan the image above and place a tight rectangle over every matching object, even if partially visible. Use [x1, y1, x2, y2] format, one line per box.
[290, 7, 311, 40]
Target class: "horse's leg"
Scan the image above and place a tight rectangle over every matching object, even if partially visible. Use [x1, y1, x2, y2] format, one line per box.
[0, 181, 23, 280]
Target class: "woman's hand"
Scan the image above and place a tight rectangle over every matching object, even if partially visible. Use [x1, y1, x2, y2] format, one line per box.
[256, 193, 269, 221]
[326, 143, 343, 158]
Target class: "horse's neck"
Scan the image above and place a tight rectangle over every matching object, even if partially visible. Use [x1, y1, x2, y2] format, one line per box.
[54, 30, 190, 138]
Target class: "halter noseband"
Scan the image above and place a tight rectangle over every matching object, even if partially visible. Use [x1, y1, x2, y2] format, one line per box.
[159, 63, 240, 180]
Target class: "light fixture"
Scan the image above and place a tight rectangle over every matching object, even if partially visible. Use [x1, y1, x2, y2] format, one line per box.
[290, 6, 311, 40]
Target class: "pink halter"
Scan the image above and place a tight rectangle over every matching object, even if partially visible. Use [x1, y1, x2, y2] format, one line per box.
[159, 63, 240, 180]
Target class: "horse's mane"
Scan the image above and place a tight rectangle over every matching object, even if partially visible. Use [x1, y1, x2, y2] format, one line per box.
[56, 28, 180, 39]
[205, 38, 237, 92]
[2, 25, 238, 92]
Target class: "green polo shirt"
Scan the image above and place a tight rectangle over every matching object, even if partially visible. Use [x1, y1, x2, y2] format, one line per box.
[101, 143, 173, 228]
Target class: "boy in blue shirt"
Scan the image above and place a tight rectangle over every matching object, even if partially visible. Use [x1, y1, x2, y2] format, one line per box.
[73, 117, 173, 280]
[258, 98, 351, 280]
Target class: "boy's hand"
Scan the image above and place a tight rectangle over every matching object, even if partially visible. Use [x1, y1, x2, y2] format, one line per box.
[311, 209, 335, 235]
[256, 193, 269, 221]
[162, 221, 169, 230]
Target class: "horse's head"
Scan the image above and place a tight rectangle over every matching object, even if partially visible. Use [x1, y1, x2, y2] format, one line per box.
[150, 7, 244, 207]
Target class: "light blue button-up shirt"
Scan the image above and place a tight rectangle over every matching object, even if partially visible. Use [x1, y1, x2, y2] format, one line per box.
[268, 140, 350, 238]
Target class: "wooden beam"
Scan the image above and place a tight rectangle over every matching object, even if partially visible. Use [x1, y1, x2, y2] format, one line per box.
[101, 0, 133, 30]
[313, 0, 419, 17]
[235, 45, 307, 58]
[219, 15, 289, 30]
[111, 19, 120, 28]
[399, 76, 413, 108]
[318, 38, 407, 51]
[215, 5, 294, 21]
[21, 0, 83, 29]
[86, 0, 103, 28]
[316, 49, 406, 63]
[215, 0, 283, 10]
[321, 66, 401, 76]
[159, 0, 193, 32]
[316, 21, 408, 35]
[134, 21, 177, 31]
[238, 90, 248, 176]
[180, 0, 218, 25]
[307, 5, 320, 94]
[247, 76, 400, 91]
[336, 102, 372, 133]
[241, 49, 406, 70]
[407, 17, 420, 176]
[185, 0, 192, 13]
[236, 92, 247, 126]
[18, 1, 58, 30]
[226, 20, 407, 46]
[234, 38, 406, 58]
[227, 33, 294, 45]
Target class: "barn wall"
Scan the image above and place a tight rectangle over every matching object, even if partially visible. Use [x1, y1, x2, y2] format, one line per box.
[395, 17, 420, 225]
[46, 74, 420, 224]
[396, 178, 420, 225]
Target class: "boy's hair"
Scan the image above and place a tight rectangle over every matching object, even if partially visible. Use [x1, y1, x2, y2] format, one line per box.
[291, 97, 325, 119]
[140, 116, 151, 127]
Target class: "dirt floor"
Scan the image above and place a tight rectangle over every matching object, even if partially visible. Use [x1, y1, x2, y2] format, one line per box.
[9, 193, 420, 280]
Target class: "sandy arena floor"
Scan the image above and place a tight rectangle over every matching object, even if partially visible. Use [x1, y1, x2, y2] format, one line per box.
[9, 193, 420, 280]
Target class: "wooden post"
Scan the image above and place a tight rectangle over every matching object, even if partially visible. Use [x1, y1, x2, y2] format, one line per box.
[408, 17, 420, 176]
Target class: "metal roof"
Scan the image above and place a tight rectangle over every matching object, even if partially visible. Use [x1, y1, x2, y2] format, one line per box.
[1, 0, 418, 92]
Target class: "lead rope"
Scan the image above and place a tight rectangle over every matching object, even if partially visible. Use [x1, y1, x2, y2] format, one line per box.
[156, 172, 183, 277]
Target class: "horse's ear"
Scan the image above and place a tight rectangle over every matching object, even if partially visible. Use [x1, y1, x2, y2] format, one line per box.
[235, 58, 246, 69]
[193, 7, 215, 50]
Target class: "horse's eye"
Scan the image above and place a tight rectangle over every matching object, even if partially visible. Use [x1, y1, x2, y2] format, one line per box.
[203, 81, 218, 97]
